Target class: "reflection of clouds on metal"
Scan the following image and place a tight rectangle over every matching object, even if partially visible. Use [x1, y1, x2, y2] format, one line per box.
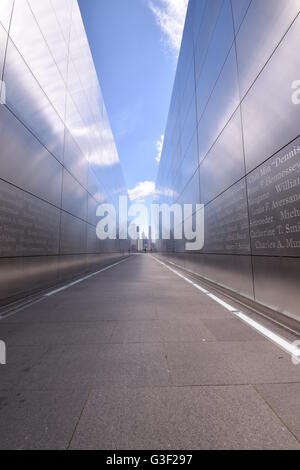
[0, 80, 5, 104]
[0, 340, 6, 365]
[0, 0, 127, 304]
[154, 0, 300, 324]
[292, 80, 300, 105]
[292, 341, 300, 365]
[4, 0, 124, 188]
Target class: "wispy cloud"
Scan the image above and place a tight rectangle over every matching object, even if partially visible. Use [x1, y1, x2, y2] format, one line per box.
[128, 181, 156, 201]
[155, 134, 164, 163]
[112, 103, 142, 140]
[147, 0, 188, 58]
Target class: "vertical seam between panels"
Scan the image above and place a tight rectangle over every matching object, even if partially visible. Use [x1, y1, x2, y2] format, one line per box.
[230, 0, 256, 300]
[1, 0, 15, 83]
[192, 27, 201, 206]
[58, 1, 74, 257]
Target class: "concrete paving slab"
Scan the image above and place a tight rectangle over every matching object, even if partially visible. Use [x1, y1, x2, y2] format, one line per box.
[92, 343, 170, 387]
[0, 389, 87, 449]
[0, 345, 48, 390]
[0, 321, 115, 346]
[17, 344, 99, 390]
[111, 320, 216, 343]
[255, 382, 300, 442]
[165, 341, 300, 385]
[1, 254, 300, 449]
[70, 385, 300, 450]
[202, 317, 265, 342]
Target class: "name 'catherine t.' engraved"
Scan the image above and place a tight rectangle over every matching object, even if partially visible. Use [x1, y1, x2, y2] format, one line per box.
[248, 140, 300, 255]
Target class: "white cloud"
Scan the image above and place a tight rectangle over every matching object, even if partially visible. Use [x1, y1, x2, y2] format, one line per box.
[112, 103, 141, 139]
[155, 134, 164, 163]
[128, 181, 156, 201]
[148, 0, 188, 57]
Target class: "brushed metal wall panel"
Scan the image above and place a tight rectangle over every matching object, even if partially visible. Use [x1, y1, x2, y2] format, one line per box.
[87, 195, 98, 227]
[0, 23, 7, 78]
[155, 0, 300, 324]
[177, 8, 194, 96]
[200, 109, 245, 204]
[159, 252, 254, 300]
[87, 223, 100, 253]
[61, 169, 88, 222]
[247, 136, 300, 257]
[0, 1, 127, 305]
[57, 254, 88, 282]
[4, 39, 65, 161]
[0, 0, 14, 31]
[242, 14, 300, 173]
[181, 94, 197, 159]
[50, 0, 73, 45]
[60, 211, 87, 255]
[177, 168, 200, 207]
[180, 60, 195, 125]
[0, 105, 63, 207]
[86, 253, 125, 271]
[192, 253, 254, 300]
[236, 0, 300, 99]
[253, 255, 300, 322]
[0, 179, 60, 257]
[196, 0, 234, 121]
[28, 0, 69, 82]
[180, 130, 199, 194]
[204, 178, 250, 255]
[193, 0, 223, 82]
[88, 169, 106, 204]
[0, 256, 59, 304]
[63, 127, 89, 189]
[197, 46, 240, 163]
[231, 0, 251, 33]
[9, 0, 67, 121]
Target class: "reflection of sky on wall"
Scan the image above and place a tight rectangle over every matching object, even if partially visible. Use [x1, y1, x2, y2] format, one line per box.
[3, 0, 126, 208]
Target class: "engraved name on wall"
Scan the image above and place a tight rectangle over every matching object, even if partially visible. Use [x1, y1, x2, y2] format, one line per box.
[0, 180, 60, 256]
[204, 179, 251, 254]
[247, 138, 300, 256]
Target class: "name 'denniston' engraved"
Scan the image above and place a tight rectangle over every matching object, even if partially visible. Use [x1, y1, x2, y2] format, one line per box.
[274, 145, 300, 167]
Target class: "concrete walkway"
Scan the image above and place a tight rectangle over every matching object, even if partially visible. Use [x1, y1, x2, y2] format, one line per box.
[0, 254, 300, 449]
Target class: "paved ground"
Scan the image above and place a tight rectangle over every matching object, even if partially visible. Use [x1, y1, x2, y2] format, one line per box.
[0, 254, 300, 449]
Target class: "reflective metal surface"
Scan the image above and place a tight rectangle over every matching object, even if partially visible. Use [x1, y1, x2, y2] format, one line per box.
[236, 0, 300, 99]
[0, 23, 7, 78]
[200, 109, 244, 204]
[0, 0, 14, 31]
[231, 0, 251, 33]
[0, 0, 127, 304]
[0, 105, 63, 207]
[242, 12, 300, 172]
[155, 0, 300, 322]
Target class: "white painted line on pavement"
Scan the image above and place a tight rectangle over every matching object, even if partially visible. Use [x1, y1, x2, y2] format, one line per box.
[233, 310, 299, 357]
[207, 293, 238, 312]
[152, 256, 298, 357]
[45, 258, 128, 297]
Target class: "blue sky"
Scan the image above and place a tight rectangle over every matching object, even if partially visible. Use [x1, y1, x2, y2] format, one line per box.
[78, 0, 188, 205]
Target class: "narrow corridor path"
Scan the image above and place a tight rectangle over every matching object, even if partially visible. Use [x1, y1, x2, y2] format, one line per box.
[0, 255, 300, 449]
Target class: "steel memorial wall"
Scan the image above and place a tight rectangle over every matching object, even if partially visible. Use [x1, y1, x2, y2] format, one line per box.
[155, 0, 300, 324]
[0, 0, 127, 305]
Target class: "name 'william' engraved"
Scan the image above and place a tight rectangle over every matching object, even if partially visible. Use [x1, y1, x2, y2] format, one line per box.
[275, 176, 300, 193]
